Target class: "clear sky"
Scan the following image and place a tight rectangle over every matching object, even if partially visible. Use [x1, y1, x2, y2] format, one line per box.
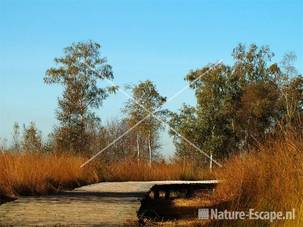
[1, 0, 302, 156]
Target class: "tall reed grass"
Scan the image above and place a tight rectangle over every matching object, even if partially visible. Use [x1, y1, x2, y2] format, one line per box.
[214, 133, 303, 226]
[0, 152, 211, 201]
[102, 159, 211, 181]
[0, 152, 99, 199]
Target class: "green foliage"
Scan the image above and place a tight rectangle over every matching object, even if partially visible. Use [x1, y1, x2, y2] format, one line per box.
[44, 41, 117, 153]
[22, 122, 43, 152]
[168, 105, 202, 161]
[123, 80, 167, 162]
[169, 43, 302, 161]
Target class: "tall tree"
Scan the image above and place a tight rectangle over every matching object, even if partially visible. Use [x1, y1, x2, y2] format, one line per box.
[168, 104, 204, 163]
[279, 53, 303, 129]
[170, 63, 238, 162]
[169, 44, 300, 162]
[22, 122, 43, 152]
[123, 80, 166, 166]
[12, 122, 21, 152]
[96, 119, 138, 163]
[44, 41, 117, 154]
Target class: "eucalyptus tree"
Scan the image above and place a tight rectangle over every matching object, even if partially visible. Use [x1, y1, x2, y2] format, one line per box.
[44, 41, 117, 154]
[123, 80, 166, 166]
[169, 44, 290, 161]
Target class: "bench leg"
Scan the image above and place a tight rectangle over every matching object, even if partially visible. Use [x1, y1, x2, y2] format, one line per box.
[186, 188, 193, 198]
[154, 190, 159, 200]
[165, 190, 170, 200]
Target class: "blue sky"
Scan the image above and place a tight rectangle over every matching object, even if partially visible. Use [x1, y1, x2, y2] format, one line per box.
[0, 0, 302, 156]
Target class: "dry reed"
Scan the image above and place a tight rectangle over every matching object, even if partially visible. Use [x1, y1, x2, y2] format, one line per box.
[214, 133, 303, 226]
[102, 159, 212, 182]
[0, 152, 99, 199]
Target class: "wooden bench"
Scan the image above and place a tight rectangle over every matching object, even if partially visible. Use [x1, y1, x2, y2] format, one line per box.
[149, 182, 218, 200]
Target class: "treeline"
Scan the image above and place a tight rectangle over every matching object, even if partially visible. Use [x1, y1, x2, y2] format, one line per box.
[170, 44, 302, 164]
[3, 41, 302, 167]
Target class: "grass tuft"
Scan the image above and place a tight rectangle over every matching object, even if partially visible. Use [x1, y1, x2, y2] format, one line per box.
[102, 159, 212, 181]
[214, 133, 303, 226]
[0, 152, 99, 199]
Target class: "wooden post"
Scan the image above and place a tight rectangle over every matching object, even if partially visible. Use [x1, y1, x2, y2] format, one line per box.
[209, 153, 213, 171]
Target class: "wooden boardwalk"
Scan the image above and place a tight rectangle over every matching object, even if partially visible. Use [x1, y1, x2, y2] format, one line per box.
[0, 181, 217, 226]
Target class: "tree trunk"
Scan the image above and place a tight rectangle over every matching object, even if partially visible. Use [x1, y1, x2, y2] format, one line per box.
[148, 132, 152, 168]
[136, 133, 140, 164]
[209, 152, 213, 171]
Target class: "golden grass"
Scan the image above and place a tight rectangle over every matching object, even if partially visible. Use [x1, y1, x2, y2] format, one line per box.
[147, 134, 303, 226]
[213, 133, 303, 226]
[4, 135, 301, 226]
[0, 152, 99, 199]
[0, 152, 211, 201]
[103, 159, 212, 181]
